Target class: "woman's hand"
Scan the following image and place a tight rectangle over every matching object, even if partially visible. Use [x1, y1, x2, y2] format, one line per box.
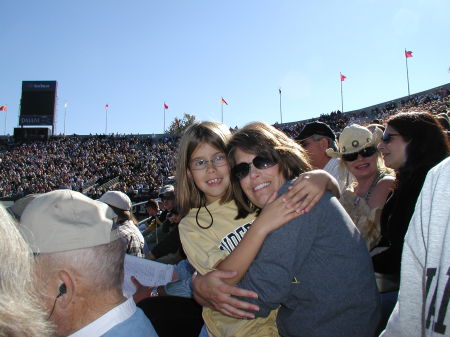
[193, 270, 260, 319]
[281, 169, 339, 213]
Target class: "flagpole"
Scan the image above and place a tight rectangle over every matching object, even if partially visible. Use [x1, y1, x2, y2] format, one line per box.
[3, 110, 7, 135]
[279, 88, 283, 124]
[163, 104, 166, 133]
[64, 102, 67, 135]
[405, 49, 411, 96]
[221, 101, 224, 123]
[105, 106, 108, 135]
[340, 73, 344, 113]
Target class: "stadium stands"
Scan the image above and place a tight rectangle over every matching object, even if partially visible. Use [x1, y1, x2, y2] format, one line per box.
[0, 85, 448, 202]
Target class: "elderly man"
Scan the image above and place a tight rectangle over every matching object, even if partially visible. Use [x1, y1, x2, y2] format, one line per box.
[20, 189, 158, 337]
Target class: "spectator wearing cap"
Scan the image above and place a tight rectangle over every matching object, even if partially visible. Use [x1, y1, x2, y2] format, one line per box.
[20, 190, 158, 337]
[326, 124, 395, 250]
[99, 191, 147, 258]
[295, 121, 352, 191]
[158, 185, 176, 215]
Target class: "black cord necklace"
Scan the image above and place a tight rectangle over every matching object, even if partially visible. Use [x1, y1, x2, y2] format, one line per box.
[195, 202, 214, 229]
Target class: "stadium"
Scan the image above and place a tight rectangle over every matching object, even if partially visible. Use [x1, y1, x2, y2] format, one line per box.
[1, 1, 450, 336]
[1, 82, 448, 203]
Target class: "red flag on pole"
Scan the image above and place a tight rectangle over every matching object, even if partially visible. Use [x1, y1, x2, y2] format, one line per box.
[105, 104, 109, 110]
[0, 105, 7, 111]
[405, 50, 413, 58]
[164, 103, 168, 109]
[221, 97, 228, 105]
[340, 74, 346, 81]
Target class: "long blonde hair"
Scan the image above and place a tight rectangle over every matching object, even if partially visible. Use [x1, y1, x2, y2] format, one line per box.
[175, 121, 234, 217]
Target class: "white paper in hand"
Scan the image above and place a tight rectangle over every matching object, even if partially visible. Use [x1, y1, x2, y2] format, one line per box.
[122, 254, 174, 297]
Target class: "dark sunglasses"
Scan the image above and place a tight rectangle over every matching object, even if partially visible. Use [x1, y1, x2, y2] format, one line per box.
[342, 146, 377, 162]
[232, 156, 277, 180]
[382, 133, 401, 143]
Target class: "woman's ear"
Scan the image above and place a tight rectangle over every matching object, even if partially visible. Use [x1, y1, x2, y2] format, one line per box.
[187, 168, 192, 179]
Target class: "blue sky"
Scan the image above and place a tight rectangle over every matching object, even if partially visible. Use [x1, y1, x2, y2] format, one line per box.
[1, 0, 449, 135]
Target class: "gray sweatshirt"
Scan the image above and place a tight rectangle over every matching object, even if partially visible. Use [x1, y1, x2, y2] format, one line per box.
[381, 157, 450, 337]
[238, 186, 380, 337]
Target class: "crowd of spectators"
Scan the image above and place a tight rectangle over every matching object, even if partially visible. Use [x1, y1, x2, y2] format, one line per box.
[278, 87, 450, 138]
[0, 135, 177, 200]
[0, 87, 448, 201]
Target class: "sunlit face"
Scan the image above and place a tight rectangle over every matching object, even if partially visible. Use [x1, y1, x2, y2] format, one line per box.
[187, 142, 230, 204]
[344, 146, 379, 181]
[378, 125, 408, 170]
[233, 148, 285, 208]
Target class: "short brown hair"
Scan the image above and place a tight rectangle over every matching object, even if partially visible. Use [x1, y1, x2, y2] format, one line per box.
[228, 122, 312, 218]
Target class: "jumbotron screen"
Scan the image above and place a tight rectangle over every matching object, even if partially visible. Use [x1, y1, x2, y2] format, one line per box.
[19, 81, 57, 126]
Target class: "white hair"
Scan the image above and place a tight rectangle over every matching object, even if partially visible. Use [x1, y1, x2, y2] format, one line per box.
[37, 237, 126, 293]
[0, 205, 52, 336]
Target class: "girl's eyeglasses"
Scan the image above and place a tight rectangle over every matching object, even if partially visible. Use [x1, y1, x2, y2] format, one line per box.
[232, 156, 277, 180]
[190, 154, 227, 170]
[342, 146, 377, 162]
[382, 133, 401, 143]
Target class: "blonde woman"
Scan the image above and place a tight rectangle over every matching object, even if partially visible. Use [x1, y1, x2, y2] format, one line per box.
[327, 124, 395, 250]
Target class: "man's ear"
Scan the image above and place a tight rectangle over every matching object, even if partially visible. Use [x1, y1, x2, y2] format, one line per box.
[57, 270, 75, 310]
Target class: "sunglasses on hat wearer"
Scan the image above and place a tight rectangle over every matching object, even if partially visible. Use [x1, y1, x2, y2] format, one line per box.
[381, 133, 401, 143]
[232, 156, 278, 180]
[341, 146, 377, 162]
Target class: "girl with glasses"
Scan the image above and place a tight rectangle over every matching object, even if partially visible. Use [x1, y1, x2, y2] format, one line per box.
[326, 124, 395, 250]
[175, 121, 339, 337]
[194, 122, 380, 337]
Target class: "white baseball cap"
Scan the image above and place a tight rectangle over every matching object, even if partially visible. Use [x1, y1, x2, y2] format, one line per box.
[20, 190, 119, 254]
[98, 191, 132, 211]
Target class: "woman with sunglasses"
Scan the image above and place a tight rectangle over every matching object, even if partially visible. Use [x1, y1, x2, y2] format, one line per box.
[326, 124, 395, 250]
[175, 121, 339, 337]
[372, 111, 449, 331]
[193, 122, 380, 337]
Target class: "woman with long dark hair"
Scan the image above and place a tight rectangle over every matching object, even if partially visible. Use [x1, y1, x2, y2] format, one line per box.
[374, 111, 449, 329]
